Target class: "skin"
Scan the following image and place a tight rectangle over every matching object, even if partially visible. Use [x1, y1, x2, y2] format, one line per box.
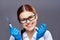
[19, 11, 38, 40]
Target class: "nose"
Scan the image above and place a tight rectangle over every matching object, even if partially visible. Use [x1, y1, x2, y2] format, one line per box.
[26, 20, 30, 23]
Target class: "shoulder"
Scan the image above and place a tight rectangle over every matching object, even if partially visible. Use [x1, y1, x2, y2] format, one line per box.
[44, 30, 52, 36]
[38, 30, 53, 40]
[43, 30, 53, 40]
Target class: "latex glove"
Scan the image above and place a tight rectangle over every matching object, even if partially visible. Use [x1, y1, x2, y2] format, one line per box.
[36, 23, 47, 40]
[10, 26, 22, 40]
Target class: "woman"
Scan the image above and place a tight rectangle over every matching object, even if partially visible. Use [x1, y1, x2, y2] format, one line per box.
[9, 4, 53, 40]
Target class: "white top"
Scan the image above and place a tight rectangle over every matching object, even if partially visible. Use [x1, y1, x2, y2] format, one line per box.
[9, 30, 53, 40]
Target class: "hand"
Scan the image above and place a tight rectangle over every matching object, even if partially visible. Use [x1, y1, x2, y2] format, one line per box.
[10, 26, 22, 40]
[36, 23, 47, 40]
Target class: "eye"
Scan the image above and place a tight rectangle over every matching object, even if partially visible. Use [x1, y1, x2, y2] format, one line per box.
[20, 18, 26, 21]
[28, 15, 35, 20]
[20, 18, 26, 23]
[29, 16, 33, 18]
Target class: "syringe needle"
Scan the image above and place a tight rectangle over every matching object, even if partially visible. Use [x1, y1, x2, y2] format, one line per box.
[6, 17, 12, 28]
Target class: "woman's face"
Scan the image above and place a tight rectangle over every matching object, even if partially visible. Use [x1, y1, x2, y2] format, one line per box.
[19, 11, 38, 31]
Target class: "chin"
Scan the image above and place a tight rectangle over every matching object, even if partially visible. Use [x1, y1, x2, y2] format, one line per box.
[26, 27, 34, 31]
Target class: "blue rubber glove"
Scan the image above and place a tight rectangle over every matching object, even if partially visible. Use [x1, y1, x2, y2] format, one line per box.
[36, 23, 47, 40]
[10, 26, 22, 40]
[6, 17, 22, 40]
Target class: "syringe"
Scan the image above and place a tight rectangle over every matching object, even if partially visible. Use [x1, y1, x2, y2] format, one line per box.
[6, 17, 12, 28]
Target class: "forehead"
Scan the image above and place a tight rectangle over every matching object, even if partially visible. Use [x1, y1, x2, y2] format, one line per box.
[19, 11, 34, 19]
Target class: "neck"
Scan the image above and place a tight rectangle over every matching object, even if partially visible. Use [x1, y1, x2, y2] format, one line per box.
[26, 29, 36, 40]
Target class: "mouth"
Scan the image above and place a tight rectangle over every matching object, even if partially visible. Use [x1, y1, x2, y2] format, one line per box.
[26, 24, 32, 28]
[26, 22, 34, 28]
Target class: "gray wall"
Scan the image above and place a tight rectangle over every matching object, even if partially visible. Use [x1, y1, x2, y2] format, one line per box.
[0, 0, 60, 40]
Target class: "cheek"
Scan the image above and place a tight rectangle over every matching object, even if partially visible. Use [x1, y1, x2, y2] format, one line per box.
[32, 21, 37, 26]
[22, 24, 25, 28]
[22, 23, 27, 28]
[31, 20, 37, 27]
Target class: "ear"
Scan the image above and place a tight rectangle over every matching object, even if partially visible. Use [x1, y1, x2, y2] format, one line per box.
[36, 14, 38, 21]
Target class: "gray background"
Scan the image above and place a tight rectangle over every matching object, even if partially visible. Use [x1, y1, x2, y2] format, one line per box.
[0, 0, 60, 40]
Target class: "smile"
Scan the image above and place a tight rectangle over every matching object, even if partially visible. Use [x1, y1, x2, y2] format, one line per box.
[26, 22, 34, 28]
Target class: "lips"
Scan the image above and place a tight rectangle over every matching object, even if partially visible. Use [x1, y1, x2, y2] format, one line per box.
[26, 22, 34, 28]
[26, 23, 32, 27]
[28, 24, 32, 27]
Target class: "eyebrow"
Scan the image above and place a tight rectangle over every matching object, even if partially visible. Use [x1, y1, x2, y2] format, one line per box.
[20, 15, 34, 20]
